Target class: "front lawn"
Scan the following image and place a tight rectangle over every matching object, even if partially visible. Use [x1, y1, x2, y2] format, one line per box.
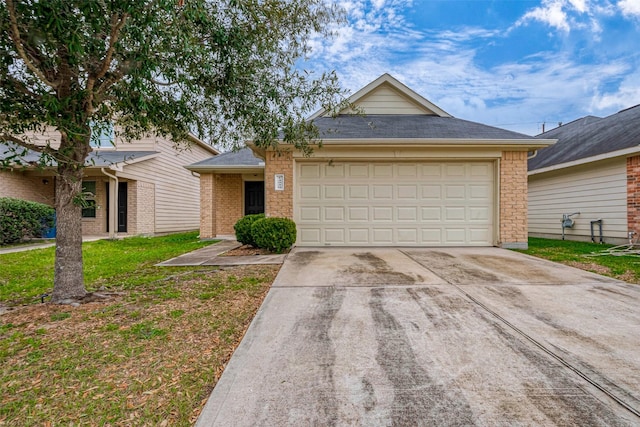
[0, 232, 279, 425]
[519, 237, 640, 283]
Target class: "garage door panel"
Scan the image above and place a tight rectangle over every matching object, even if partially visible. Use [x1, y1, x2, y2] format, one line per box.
[372, 229, 393, 244]
[300, 185, 320, 200]
[300, 207, 320, 221]
[373, 164, 393, 177]
[397, 207, 418, 221]
[348, 207, 369, 221]
[299, 228, 321, 244]
[445, 207, 466, 221]
[324, 228, 345, 243]
[373, 207, 393, 221]
[349, 164, 369, 177]
[445, 185, 466, 199]
[324, 185, 344, 199]
[397, 228, 418, 243]
[325, 164, 345, 177]
[373, 185, 393, 199]
[296, 161, 494, 246]
[348, 228, 369, 244]
[324, 207, 345, 221]
[300, 164, 320, 178]
[397, 185, 418, 199]
[422, 207, 442, 221]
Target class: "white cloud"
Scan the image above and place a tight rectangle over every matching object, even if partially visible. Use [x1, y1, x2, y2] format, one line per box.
[618, 0, 640, 17]
[517, 0, 571, 32]
[591, 72, 640, 110]
[304, 0, 639, 135]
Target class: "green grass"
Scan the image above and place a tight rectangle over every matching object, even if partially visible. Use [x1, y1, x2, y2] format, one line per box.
[518, 237, 640, 282]
[0, 232, 216, 304]
[0, 252, 279, 426]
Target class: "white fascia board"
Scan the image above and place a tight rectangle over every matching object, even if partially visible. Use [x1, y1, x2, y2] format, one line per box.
[528, 146, 640, 176]
[184, 164, 265, 174]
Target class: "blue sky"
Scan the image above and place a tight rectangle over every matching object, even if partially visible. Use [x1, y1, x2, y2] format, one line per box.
[306, 0, 640, 135]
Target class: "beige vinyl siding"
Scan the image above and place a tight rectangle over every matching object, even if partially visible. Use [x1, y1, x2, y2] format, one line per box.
[112, 133, 156, 151]
[122, 138, 214, 233]
[345, 83, 434, 115]
[528, 158, 627, 241]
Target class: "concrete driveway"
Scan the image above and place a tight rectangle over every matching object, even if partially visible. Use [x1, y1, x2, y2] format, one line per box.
[196, 247, 640, 426]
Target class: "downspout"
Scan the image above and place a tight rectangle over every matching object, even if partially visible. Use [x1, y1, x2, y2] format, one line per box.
[101, 168, 118, 239]
[527, 150, 538, 160]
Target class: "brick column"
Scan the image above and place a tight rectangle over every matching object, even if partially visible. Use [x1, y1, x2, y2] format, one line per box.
[627, 156, 640, 235]
[500, 151, 528, 249]
[215, 174, 243, 234]
[265, 150, 294, 218]
[199, 174, 216, 239]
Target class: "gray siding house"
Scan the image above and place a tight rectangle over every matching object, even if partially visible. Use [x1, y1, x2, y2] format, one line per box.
[528, 105, 640, 244]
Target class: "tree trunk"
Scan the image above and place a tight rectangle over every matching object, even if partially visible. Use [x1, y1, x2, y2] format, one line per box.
[50, 163, 88, 303]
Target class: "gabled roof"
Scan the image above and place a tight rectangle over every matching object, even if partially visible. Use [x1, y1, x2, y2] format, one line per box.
[309, 73, 451, 119]
[314, 114, 533, 140]
[185, 147, 264, 173]
[0, 142, 158, 169]
[529, 105, 640, 171]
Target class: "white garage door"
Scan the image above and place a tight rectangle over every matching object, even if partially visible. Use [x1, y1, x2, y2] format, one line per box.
[296, 161, 495, 246]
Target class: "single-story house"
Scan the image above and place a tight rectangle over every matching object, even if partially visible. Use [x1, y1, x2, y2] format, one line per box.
[1, 128, 218, 237]
[528, 104, 640, 244]
[188, 74, 553, 249]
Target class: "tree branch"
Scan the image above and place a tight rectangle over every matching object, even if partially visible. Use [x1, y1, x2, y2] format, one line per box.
[8, 76, 43, 100]
[5, 0, 58, 89]
[1, 133, 57, 156]
[85, 13, 128, 114]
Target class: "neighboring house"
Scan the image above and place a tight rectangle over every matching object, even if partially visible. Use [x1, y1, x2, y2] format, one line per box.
[528, 105, 640, 244]
[1, 127, 218, 237]
[187, 74, 552, 249]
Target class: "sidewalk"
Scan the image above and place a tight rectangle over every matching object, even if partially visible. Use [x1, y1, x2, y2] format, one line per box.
[156, 240, 287, 266]
[0, 236, 105, 255]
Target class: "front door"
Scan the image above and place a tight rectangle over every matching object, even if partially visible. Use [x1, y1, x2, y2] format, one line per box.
[245, 181, 264, 215]
[117, 182, 127, 232]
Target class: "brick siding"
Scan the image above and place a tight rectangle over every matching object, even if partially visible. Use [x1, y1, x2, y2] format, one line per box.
[214, 174, 243, 235]
[500, 151, 528, 248]
[0, 170, 55, 206]
[627, 156, 640, 236]
[265, 150, 293, 219]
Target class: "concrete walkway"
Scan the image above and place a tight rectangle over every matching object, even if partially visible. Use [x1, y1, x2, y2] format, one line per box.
[0, 236, 105, 255]
[196, 247, 640, 426]
[156, 240, 287, 266]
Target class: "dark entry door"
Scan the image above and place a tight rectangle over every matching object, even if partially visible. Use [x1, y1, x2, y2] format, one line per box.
[106, 182, 128, 233]
[117, 182, 127, 232]
[245, 181, 264, 215]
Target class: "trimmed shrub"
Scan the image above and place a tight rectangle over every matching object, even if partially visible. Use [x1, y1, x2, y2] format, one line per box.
[0, 197, 55, 245]
[233, 213, 265, 247]
[251, 217, 296, 253]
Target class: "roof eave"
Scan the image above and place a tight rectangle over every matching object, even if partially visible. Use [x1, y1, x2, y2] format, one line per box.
[529, 145, 640, 176]
[273, 138, 555, 150]
[184, 164, 265, 174]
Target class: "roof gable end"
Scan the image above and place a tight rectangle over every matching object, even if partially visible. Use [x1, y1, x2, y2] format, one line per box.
[309, 74, 451, 120]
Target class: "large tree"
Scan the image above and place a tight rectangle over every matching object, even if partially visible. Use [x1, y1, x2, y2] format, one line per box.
[0, 0, 345, 303]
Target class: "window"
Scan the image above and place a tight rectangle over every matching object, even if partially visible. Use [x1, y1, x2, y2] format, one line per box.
[90, 121, 114, 148]
[81, 181, 97, 218]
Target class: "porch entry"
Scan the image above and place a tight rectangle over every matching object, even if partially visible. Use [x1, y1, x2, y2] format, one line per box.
[106, 182, 128, 233]
[245, 181, 264, 215]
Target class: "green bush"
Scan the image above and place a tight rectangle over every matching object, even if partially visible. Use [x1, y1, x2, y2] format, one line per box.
[251, 217, 296, 253]
[233, 213, 265, 247]
[0, 197, 55, 245]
